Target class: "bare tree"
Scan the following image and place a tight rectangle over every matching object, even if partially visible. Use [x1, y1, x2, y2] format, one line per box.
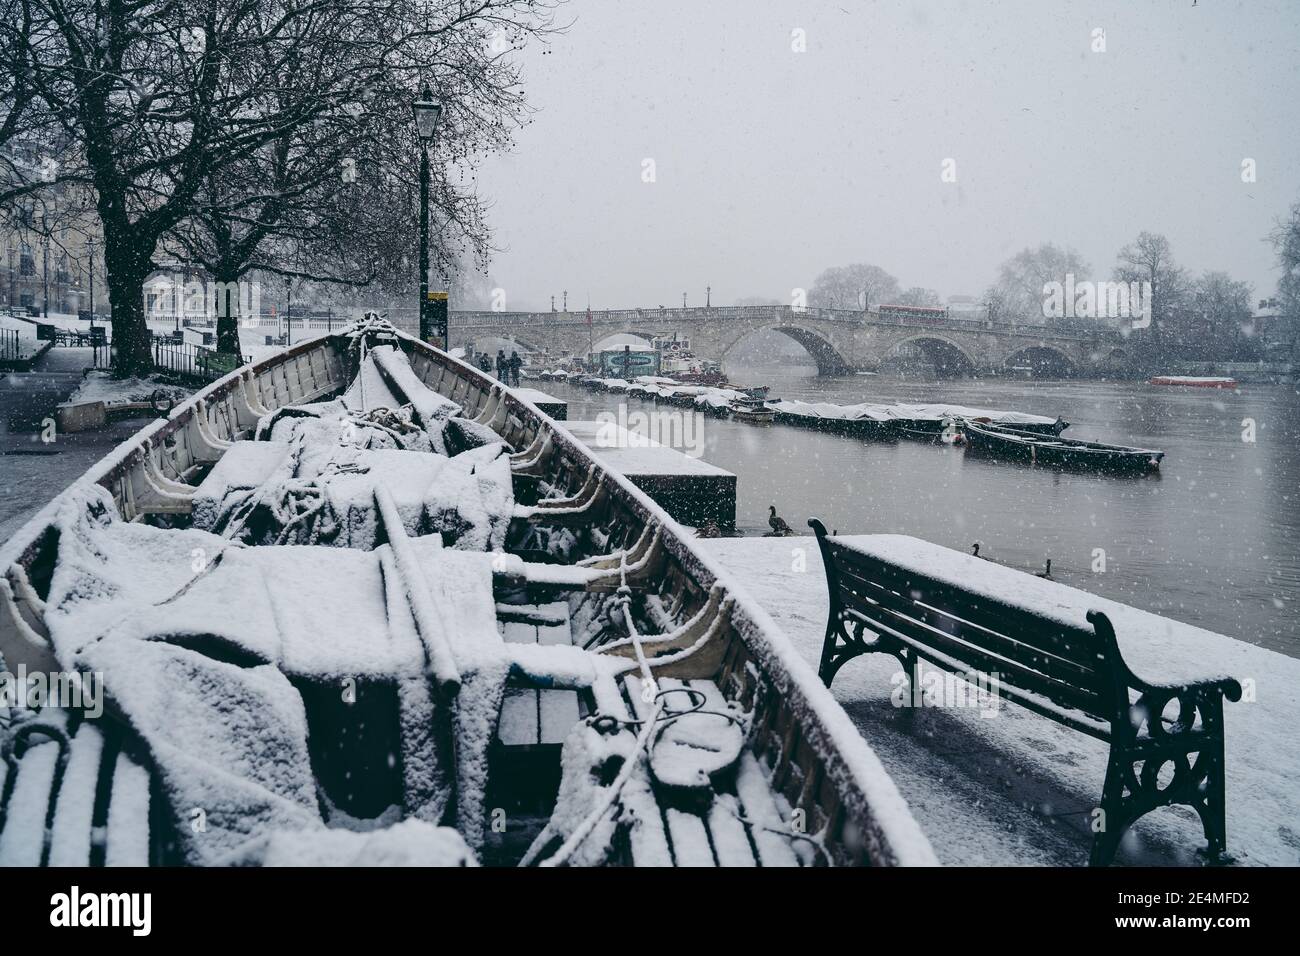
[0, 0, 40, 213]
[1182, 271, 1254, 360]
[161, 1, 555, 354]
[809, 263, 899, 311]
[14, 0, 558, 374]
[1113, 232, 1184, 348]
[892, 286, 942, 309]
[1271, 200, 1300, 351]
[985, 243, 1090, 325]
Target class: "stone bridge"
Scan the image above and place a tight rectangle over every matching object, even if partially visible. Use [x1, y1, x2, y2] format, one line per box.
[450, 305, 1128, 376]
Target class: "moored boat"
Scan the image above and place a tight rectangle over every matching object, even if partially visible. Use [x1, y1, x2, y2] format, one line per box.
[0, 316, 932, 868]
[1149, 375, 1238, 389]
[964, 421, 1164, 472]
[728, 398, 776, 424]
[889, 405, 1067, 439]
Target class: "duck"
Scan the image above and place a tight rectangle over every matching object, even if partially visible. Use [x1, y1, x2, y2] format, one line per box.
[1036, 559, 1054, 580]
[971, 543, 986, 559]
[695, 519, 722, 539]
[768, 506, 793, 536]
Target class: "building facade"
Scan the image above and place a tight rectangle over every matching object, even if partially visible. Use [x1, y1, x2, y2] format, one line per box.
[1, 139, 107, 318]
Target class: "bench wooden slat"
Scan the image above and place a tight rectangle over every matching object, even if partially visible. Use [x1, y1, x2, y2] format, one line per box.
[834, 556, 1103, 674]
[832, 560, 1103, 681]
[836, 570, 1105, 700]
[868, 613, 1113, 738]
[843, 598, 1109, 720]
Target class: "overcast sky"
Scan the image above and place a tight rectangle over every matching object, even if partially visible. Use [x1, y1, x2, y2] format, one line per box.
[474, 0, 1300, 312]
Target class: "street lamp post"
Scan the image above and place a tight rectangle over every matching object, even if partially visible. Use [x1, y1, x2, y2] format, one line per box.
[412, 86, 443, 345]
[178, 261, 189, 332]
[284, 275, 293, 346]
[40, 217, 49, 318]
[86, 238, 96, 331]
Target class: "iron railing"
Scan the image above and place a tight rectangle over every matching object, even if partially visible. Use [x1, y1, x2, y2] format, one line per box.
[152, 340, 249, 381]
[0, 327, 20, 361]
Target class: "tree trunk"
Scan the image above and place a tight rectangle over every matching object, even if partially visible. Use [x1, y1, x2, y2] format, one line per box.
[214, 268, 243, 355]
[106, 267, 153, 377]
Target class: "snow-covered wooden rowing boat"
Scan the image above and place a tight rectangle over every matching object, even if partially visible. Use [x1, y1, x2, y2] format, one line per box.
[0, 317, 933, 868]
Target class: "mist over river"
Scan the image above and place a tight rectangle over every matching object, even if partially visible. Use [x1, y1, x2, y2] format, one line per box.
[547, 368, 1300, 658]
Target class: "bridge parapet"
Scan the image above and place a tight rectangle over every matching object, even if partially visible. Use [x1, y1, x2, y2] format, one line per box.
[450, 305, 1120, 345]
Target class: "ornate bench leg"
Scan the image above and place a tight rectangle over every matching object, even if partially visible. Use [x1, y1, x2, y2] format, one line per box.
[1091, 693, 1232, 866]
[1195, 698, 1229, 861]
[1089, 750, 1131, 866]
[818, 612, 860, 687]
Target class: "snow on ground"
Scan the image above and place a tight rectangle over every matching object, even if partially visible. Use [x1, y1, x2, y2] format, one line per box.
[68, 371, 192, 407]
[3, 310, 327, 367]
[701, 534, 1300, 866]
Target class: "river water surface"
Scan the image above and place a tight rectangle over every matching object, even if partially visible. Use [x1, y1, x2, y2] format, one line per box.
[547, 368, 1300, 658]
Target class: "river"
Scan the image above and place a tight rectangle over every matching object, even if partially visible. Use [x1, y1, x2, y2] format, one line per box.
[544, 367, 1300, 658]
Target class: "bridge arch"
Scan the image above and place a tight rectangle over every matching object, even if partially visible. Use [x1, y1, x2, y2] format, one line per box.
[1002, 345, 1078, 378]
[717, 324, 853, 376]
[591, 332, 655, 351]
[468, 332, 548, 355]
[883, 333, 978, 377]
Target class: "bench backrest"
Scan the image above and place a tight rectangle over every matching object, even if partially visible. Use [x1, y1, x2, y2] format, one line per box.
[811, 521, 1122, 726]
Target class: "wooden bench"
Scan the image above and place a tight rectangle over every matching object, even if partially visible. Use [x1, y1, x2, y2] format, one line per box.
[809, 519, 1242, 866]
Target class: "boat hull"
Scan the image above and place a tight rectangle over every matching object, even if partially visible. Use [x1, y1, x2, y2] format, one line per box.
[964, 422, 1163, 473]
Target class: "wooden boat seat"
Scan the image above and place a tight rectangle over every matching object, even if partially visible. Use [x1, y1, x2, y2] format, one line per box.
[810, 519, 1242, 866]
[0, 717, 151, 867]
[620, 676, 803, 867]
[497, 602, 583, 748]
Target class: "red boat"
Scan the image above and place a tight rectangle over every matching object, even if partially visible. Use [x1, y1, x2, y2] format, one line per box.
[1148, 375, 1238, 389]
